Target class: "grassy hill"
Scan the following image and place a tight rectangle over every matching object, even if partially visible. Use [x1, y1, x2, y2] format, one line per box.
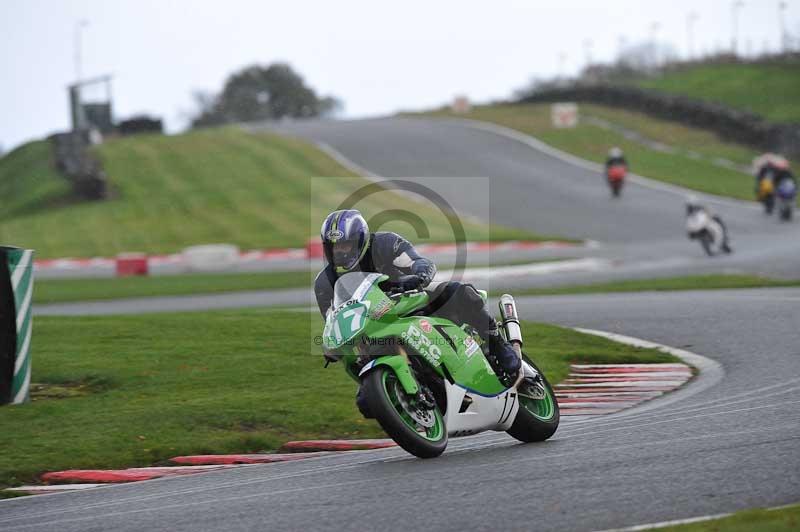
[0, 128, 537, 259]
[1, 140, 74, 221]
[634, 63, 800, 123]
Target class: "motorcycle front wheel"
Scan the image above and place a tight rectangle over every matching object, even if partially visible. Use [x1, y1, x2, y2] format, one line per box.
[362, 366, 448, 458]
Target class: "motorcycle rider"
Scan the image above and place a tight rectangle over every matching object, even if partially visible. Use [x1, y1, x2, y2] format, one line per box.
[685, 196, 732, 253]
[314, 209, 522, 382]
[771, 157, 795, 189]
[605, 147, 627, 170]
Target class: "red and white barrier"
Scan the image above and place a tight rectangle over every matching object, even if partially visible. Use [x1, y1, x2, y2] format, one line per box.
[33, 240, 578, 278]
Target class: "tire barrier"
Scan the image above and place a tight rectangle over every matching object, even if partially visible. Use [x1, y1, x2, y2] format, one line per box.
[0, 247, 34, 405]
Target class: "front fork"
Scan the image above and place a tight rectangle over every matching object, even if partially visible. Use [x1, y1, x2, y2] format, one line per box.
[358, 351, 420, 396]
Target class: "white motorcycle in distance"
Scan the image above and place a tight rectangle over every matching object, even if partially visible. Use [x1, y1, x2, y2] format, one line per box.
[685, 199, 732, 256]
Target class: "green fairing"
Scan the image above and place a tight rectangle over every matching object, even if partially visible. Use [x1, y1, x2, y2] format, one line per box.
[323, 273, 508, 398]
[364, 355, 419, 395]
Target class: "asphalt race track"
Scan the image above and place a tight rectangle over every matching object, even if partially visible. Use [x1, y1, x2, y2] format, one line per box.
[6, 288, 800, 532]
[10, 117, 800, 531]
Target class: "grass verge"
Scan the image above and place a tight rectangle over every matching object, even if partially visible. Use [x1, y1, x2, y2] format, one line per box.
[33, 270, 314, 305]
[654, 504, 800, 532]
[634, 63, 800, 123]
[0, 310, 676, 490]
[1, 127, 542, 259]
[423, 103, 798, 203]
[506, 274, 800, 297]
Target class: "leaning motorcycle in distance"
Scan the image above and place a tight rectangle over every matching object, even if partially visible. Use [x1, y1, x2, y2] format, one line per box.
[758, 176, 776, 214]
[686, 209, 729, 256]
[606, 164, 627, 197]
[322, 272, 559, 458]
[775, 179, 796, 221]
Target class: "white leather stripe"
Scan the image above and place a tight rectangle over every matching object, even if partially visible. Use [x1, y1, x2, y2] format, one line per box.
[392, 252, 414, 268]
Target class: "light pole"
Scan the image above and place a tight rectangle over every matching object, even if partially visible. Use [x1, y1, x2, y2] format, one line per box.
[779, 1, 788, 52]
[686, 12, 699, 61]
[557, 51, 567, 79]
[731, 1, 744, 56]
[74, 19, 89, 82]
[582, 38, 593, 70]
[617, 35, 628, 63]
[649, 21, 661, 68]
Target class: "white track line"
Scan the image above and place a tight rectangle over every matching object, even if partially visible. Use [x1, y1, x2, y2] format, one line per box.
[8, 423, 798, 530]
[593, 512, 734, 531]
[593, 502, 800, 532]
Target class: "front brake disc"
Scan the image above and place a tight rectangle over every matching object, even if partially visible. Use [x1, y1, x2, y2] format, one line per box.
[394, 381, 435, 428]
[518, 378, 546, 400]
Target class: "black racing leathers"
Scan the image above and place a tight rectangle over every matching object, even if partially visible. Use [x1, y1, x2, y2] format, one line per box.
[313, 231, 497, 336]
[605, 156, 627, 169]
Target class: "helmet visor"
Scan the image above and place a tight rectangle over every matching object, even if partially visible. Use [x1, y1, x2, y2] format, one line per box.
[331, 239, 361, 270]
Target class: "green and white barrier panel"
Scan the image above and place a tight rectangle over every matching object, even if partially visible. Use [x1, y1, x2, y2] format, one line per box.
[1, 247, 34, 405]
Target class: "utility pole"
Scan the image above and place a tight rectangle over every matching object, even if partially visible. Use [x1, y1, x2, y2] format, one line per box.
[650, 21, 661, 68]
[779, 1, 788, 52]
[74, 19, 89, 82]
[686, 12, 699, 61]
[582, 39, 593, 70]
[731, 1, 744, 56]
[617, 35, 628, 63]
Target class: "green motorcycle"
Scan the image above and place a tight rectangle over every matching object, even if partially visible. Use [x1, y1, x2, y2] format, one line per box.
[322, 272, 559, 458]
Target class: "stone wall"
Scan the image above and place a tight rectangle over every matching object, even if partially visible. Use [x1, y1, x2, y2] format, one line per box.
[517, 85, 800, 159]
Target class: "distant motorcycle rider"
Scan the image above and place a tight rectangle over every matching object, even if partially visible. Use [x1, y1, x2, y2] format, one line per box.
[314, 209, 521, 381]
[605, 147, 627, 170]
[754, 154, 793, 188]
[771, 158, 795, 189]
[685, 196, 732, 254]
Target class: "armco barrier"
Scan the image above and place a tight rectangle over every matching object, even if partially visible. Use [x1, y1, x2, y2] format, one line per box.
[0, 247, 34, 405]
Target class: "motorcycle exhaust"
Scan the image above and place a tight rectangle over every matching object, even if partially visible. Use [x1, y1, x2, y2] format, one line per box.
[498, 294, 523, 355]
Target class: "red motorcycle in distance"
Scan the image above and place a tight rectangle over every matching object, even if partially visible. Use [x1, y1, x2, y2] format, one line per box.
[606, 164, 627, 197]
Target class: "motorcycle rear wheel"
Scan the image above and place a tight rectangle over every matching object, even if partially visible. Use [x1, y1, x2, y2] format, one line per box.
[700, 235, 714, 256]
[764, 196, 775, 214]
[362, 366, 448, 458]
[506, 357, 560, 443]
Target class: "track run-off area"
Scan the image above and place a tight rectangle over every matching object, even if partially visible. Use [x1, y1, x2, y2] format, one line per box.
[6, 117, 800, 531]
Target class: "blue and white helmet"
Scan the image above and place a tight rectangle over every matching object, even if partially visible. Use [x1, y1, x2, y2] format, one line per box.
[321, 209, 370, 273]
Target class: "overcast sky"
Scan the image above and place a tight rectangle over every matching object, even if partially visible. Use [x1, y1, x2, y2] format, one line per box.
[1, 0, 797, 151]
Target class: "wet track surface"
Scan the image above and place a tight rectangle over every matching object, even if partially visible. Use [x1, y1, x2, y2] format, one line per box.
[6, 288, 800, 532]
[12, 117, 800, 530]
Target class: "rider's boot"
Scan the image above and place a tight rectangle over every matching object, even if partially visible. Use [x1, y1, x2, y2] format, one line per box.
[483, 329, 521, 382]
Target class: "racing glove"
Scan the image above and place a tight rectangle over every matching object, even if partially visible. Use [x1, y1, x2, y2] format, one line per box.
[390, 274, 423, 292]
